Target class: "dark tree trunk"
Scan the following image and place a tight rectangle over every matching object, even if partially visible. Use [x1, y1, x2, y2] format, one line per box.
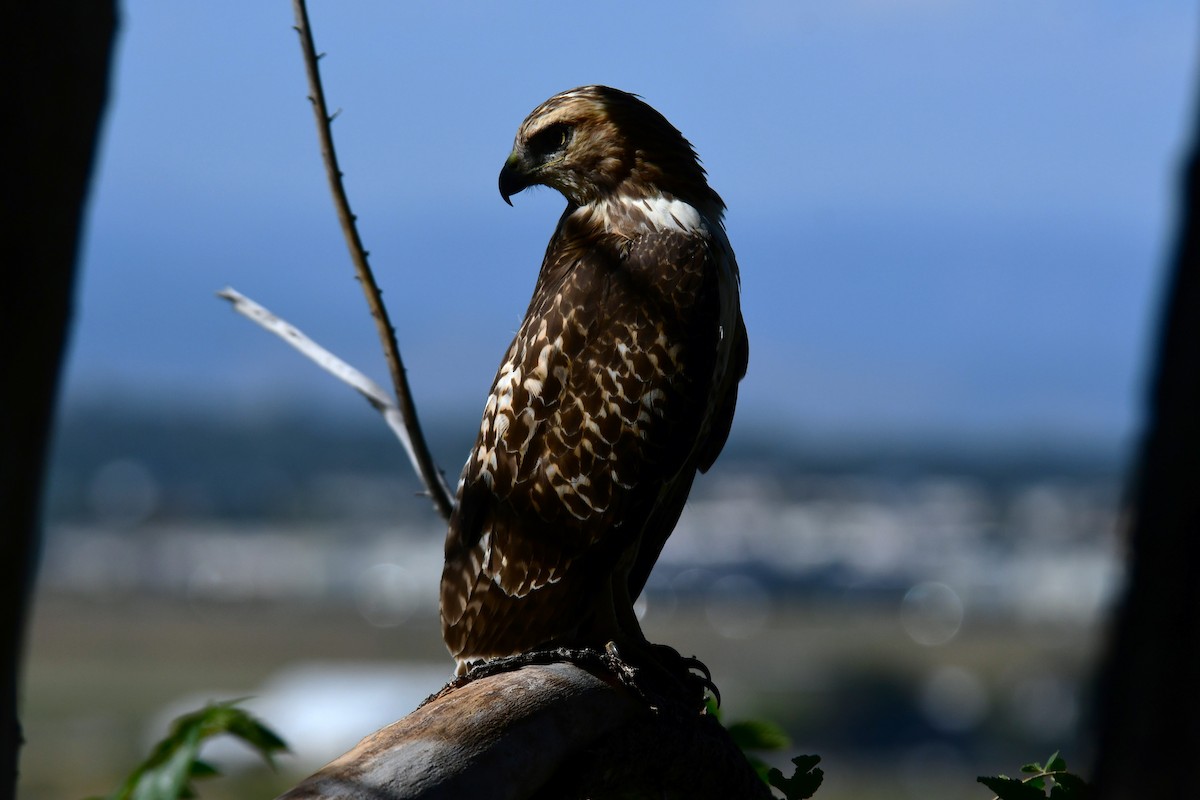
[1, 4, 118, 799]
[1090, 65, 1200, 798]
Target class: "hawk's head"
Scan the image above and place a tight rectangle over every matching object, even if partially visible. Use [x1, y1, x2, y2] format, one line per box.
[498, 85, 723, 214]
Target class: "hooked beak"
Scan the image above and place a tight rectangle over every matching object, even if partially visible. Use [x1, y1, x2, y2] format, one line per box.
[498, 152, 531, 206]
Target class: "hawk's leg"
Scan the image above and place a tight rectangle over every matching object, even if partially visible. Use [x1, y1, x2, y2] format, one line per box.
[593, 572, 720, 710]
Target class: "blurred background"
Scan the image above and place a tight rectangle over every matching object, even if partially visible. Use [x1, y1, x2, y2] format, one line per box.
[23, 2, 1198, 798]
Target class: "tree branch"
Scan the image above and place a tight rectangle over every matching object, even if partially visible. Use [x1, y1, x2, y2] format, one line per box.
[289, 0, 454, 521]
[277, 659, 772, 800]
[217, 288, 447, 502]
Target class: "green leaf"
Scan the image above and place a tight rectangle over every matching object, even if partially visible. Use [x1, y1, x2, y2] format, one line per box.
[767, 754, 824, 800]
[727, 719, 791, 752]
[1049, 772, 1092, 799]
[91, 700, 288, 800]
[1044, 751, 1066, 773]
[977, 775, 1046, 800]
[223, 714, 288, 766]
[186, 760, 219, 780]
[1021, 763, 1044, 774]
[129, 725, 203, 800]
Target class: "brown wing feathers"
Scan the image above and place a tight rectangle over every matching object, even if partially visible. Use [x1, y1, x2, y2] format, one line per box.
[440, 86, 745, 671]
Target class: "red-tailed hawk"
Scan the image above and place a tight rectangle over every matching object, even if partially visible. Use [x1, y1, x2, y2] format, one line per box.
[440, 86, 748, 679]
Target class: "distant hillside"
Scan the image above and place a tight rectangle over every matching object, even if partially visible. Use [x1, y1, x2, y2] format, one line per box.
[45, 400, 1127, 524]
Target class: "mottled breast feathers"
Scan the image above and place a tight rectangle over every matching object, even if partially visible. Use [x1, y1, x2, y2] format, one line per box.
[440, 86, 747, 672]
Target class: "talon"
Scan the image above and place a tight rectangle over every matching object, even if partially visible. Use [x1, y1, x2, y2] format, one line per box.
[703, 677, 722, 708]
[682, 654, 712, 682]
[681, 656, 720, 707]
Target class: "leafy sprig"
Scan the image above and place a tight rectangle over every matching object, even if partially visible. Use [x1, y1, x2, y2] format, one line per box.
[978, 751, 1092, 799]
[87, 700, 287, 800]
[707, 698, 823, 798]
[767, 755, 825, 800]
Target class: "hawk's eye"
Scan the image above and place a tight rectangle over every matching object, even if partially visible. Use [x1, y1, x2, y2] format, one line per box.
[527, 123, 571, 158]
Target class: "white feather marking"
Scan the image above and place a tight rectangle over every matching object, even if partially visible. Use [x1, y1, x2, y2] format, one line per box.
[603, 367, 627, 399]
[589, 194, 705, 234]
[516, 408, 538, 450]
[641, 196, 703, 232]
[468, 532, 488, 575]
[493, 414, 510, 439]
[495, 362, 522, 410]
[642, 388, 665, 407]
[530, 343, 554, 381]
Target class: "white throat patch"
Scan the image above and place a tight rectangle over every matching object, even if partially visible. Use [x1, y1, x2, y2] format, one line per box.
[589, 195, 707, 235]
[638, 196, 703, 233]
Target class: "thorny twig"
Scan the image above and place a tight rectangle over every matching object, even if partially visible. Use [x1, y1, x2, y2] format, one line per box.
[277, 0, 454, 519]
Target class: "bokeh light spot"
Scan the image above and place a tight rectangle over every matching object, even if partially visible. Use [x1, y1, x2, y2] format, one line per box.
[900, 581, 964, 646]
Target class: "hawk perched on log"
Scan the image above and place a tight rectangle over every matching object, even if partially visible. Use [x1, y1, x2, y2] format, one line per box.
[440, 86, 748, 676]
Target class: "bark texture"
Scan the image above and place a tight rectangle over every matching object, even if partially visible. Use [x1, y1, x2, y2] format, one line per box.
[277, 659, 771, 800]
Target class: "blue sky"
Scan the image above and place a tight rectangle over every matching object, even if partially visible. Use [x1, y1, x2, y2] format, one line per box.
[68, 1, 1198, 448]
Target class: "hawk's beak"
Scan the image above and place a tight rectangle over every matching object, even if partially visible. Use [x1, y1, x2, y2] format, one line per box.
[498, 152, 530, 206]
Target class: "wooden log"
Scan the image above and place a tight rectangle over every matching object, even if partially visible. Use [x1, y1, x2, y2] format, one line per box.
[277, 658, 770, 800]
